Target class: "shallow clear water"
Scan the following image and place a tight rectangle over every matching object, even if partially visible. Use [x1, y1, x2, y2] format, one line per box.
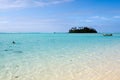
[0, 33, 120, 80]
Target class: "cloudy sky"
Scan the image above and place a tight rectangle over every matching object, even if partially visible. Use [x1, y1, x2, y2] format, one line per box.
[0, 0, 120, 33]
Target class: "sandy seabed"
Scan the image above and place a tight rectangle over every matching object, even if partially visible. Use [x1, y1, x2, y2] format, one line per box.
[0, 50, 120, 80]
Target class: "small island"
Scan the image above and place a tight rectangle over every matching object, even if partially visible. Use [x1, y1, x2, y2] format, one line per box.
[69, 27, 97, 33]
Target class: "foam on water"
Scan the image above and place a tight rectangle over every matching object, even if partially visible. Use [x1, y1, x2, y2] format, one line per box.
[0, 33, 120, 80]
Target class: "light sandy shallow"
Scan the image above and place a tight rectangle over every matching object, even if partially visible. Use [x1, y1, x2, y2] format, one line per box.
[0, 48, 120, 80]
[0, 34, 120, 80]
[0, 33, 120, 80]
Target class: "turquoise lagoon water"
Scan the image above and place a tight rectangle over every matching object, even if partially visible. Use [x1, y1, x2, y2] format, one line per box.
[0, 33, 120, 80]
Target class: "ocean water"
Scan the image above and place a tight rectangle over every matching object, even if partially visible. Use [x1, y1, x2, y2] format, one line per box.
[0, 33, 120, 80]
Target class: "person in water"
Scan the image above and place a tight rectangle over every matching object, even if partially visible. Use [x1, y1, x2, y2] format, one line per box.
[12, 41, 16, 44]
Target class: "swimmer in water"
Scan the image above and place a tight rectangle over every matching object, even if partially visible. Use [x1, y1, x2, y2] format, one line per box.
[12, 41, 16, 44]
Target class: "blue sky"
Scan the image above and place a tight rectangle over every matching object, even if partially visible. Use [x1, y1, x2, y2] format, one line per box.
[0, 0, 120, 33]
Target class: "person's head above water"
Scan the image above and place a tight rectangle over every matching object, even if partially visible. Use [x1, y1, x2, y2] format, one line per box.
[12, 41, 16, 44]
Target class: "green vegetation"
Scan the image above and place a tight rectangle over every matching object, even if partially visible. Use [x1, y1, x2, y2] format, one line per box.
[69, 27, 97, 33]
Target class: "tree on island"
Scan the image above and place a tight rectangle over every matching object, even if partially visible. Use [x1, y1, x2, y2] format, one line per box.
[69, 27, 97, 33]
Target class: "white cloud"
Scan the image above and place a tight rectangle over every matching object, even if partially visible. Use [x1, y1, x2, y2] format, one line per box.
[91, 16, 100, 19]
[34, 0, 73, 7]
[0, 0, 27, 9]
[84, 19, 93, 22]
[80, 19, 93, 23]
[0, 0, 73, 9]
[0, 17, 9, 23]
[91, 16, 109, 20]
[113, 16, 120, 18]
[0, 20, 8, 24]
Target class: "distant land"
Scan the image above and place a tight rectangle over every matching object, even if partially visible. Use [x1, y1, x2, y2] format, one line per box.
[69, 27, 97, 33]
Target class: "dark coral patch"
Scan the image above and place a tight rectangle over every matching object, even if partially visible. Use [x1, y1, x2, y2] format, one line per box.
[14, 51, 23, 53]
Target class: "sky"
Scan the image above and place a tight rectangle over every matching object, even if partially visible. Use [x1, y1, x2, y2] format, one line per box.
[0, 0, 120, 33]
